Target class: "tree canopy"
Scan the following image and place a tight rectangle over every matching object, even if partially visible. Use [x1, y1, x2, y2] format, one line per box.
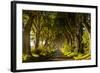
[22, 10, 91, 62]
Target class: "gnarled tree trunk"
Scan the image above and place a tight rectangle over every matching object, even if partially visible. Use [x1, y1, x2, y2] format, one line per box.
[23, 13, 33, 61]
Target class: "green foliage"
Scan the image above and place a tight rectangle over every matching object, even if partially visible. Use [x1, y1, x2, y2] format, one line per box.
[22, 10, 91, 62]
[61, 42, 75, 57]
[82, 29, 90, 54]
[22, 54, 27, 61]
[61, 42, 71, 54]
[74, 53, 90, 60]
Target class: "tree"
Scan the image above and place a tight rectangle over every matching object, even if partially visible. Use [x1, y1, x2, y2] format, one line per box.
[22, 10, 37, 61]
[22, 10, 91, 62]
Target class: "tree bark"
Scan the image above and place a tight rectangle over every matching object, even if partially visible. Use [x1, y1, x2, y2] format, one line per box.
[23, 14, 33, 60]
[34, 31, 41, 54]
[74, 14, 80, 55]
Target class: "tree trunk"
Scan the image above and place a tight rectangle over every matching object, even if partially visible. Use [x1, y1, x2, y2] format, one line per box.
[74, 36, 79, 55]
[23, 14, 33, 60]
[23, 31, 32, 55]
[74, 14, 80, 55]
[83, 14, 91, 33]
[78, 23, 84, 53]
[34, 31, 40, 54]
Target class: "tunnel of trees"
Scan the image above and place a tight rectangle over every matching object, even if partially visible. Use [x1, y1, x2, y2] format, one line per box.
[22, 10, 91, 62]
